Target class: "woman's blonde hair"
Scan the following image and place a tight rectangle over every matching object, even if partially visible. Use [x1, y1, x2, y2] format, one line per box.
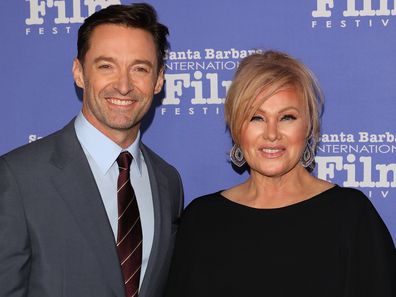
[224, 50, 323, 153]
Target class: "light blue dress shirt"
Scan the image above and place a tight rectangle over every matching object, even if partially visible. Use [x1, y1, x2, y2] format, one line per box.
[74, 112, 154, 287]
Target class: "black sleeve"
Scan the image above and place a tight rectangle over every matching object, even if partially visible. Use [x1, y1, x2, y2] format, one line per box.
[344, 190, 395, 297]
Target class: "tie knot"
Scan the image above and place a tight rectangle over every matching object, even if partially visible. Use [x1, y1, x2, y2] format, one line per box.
[117, 151, 133, 172]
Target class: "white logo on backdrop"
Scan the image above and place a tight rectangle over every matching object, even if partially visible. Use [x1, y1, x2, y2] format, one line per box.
[161, 48, 262, 117]
[28, 135, 42, 142]
[25, 0, 120, 35]
[311, 0, 396, 29]
[316, 131, 396, 199]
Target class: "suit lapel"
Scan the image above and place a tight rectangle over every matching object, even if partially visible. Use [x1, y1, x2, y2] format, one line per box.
[50, 120, 125, 297]
[139, 144, 171, 297]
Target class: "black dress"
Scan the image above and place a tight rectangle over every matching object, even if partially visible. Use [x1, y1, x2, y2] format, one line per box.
[165, 186, 395, 297]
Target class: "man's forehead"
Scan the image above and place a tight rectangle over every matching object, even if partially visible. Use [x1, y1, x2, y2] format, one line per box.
[89, 24, 154, 44]
[84, 24, 157, 62]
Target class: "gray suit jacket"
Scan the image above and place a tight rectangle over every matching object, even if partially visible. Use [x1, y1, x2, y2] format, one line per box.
[0, 120, 184, 297]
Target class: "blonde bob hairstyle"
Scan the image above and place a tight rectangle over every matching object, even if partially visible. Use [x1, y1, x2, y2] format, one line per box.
[225, 50, 323, 153]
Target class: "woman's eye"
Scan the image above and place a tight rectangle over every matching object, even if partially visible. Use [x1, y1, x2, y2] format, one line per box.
[281, 114, 296, 121]
[250, 115, 263, 122]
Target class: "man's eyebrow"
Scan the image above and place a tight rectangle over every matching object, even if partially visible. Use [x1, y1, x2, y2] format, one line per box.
[133, 59, 154, 68]
[92, 56, 154, 68]
[93, 56, 116, 64]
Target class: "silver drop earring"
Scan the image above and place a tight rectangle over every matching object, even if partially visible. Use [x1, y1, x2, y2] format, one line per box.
[301, 140, 315, 170]
[230, 144, 246, 167]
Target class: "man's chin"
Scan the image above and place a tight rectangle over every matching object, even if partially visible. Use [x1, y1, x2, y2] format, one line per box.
[106, 117, 142, 131]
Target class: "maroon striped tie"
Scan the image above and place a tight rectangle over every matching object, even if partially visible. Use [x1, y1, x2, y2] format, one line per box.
[116, 152, 143, 297]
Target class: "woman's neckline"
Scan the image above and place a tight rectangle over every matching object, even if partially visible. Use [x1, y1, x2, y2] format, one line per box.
[218, 184, 339, 211]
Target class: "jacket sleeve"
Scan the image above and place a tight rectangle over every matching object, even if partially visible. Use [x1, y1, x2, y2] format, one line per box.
[0, 157, 31, 297]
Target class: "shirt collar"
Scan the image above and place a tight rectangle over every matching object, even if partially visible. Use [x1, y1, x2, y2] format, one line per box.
[74, 112, 143, 175]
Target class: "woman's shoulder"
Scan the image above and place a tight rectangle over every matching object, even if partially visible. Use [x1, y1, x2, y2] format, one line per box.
[318, 185, 373, 213]
[328, 186, 390, 227]
[183, 191, 226, 215]
[327, 185, 372, 208]
[335, 186, 395, 248]
[184, 191, 224, 213]
[178, 191, 225, 228]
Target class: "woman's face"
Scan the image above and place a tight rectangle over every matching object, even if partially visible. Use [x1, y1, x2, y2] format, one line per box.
[240, 88, 309, 178]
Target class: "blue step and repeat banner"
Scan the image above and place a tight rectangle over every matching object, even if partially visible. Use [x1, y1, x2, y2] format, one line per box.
[1, 1, 395, 243]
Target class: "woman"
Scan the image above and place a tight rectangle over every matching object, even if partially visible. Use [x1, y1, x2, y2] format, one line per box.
[165, 51, 395, 297]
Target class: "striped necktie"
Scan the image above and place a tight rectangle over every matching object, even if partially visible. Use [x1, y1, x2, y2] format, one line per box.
[116, 152, 143, 297]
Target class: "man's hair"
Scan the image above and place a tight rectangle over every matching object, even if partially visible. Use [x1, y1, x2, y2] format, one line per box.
[77, 3, 169, 71]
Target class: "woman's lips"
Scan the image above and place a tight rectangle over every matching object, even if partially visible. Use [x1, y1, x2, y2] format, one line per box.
[259, 146, 285, 158]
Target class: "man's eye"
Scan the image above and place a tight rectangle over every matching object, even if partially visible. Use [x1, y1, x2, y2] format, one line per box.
[134, 66, 149, 73]
[98, 64, 111, 69]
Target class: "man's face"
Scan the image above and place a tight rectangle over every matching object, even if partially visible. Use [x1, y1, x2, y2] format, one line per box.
[73, 24, 164, 147]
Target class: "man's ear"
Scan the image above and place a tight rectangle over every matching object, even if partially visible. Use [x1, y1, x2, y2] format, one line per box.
[72, 58, 85, 89]
[154, 67, 164, 94]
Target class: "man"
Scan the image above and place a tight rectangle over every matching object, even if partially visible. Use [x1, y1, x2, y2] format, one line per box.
[0, 3, 183, 297]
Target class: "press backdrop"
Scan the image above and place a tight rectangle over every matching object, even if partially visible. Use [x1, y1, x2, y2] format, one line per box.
[1, 0, 395, 243]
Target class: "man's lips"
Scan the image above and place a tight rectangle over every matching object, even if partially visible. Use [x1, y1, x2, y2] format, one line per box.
[106, 97, 136, 106]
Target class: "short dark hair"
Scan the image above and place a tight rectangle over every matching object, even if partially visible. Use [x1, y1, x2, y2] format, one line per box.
[77, 3, 169, 71]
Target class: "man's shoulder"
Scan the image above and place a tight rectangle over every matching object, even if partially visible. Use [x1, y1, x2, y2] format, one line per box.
[1, 120, 75, 165]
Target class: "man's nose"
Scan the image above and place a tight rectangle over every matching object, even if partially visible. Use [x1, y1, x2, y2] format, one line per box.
[114, 70, 133, 95]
